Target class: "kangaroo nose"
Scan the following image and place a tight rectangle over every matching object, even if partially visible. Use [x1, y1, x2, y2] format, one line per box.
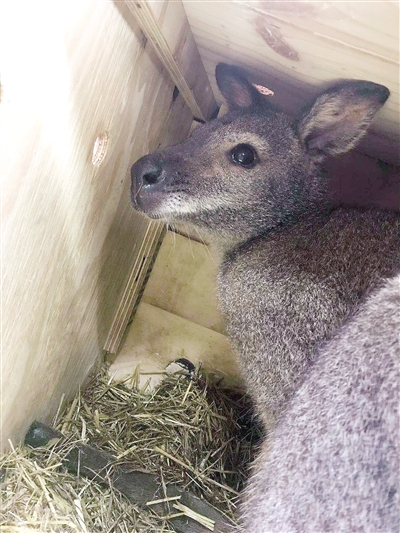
[131, 156, 164, 192]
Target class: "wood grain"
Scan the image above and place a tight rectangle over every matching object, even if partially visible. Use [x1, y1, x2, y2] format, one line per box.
[142, 231, 225, 334]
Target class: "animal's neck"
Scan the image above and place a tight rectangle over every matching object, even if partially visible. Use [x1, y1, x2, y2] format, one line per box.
[213, 203, 333, 261]
[170, 193, 332, 259]
[169, 220, 250, 257]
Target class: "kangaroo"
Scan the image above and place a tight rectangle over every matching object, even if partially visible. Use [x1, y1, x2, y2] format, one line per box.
[242, 274, 400, 532]
[130, 63, 400, 432]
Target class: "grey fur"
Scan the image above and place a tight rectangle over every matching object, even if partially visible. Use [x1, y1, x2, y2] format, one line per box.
[131, 64, 399, 428]
[218, 209, 399, 429]
[130, 64, 400, 530]
[242, 274, 400, 532]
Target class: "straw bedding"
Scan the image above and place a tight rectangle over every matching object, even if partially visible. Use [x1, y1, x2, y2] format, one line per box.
[1, 367, 261, 532]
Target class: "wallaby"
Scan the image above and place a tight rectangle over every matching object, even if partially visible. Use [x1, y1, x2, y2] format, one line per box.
[131, 64, 399, 531]
[130, 63, 400, 432]
[241, 274, 400, 532]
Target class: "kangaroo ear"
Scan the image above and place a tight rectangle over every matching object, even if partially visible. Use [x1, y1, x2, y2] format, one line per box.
[216, 63, 264, 111]
[297, 80, 389, 159]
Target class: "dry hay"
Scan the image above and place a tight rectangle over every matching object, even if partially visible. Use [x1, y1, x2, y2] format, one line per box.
[0, 367, 262, 532]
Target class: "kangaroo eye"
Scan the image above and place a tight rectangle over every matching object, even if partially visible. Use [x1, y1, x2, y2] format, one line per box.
[230, 144, 258, 168]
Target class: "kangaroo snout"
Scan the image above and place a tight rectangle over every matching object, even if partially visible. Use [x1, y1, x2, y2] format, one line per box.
[130, 154, 166, 214]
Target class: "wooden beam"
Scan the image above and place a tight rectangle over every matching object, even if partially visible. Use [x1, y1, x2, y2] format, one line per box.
[124, 0, 217, 121]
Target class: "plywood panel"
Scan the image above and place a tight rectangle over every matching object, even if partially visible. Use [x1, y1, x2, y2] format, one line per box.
[182, 0, 400, 164]
[0, 0, 210, 449]
[109, 303, 241, 389]
[142, 231, 225, 333]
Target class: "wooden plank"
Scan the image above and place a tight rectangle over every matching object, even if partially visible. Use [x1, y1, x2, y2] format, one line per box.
[182, 0, 400, 164]
[104, 221, 165, 353]
[124, 0, 217, 121]
[108, 302, 241, 389]
[0, 0, 199, 450]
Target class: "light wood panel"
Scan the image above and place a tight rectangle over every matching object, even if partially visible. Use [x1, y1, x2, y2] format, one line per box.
[109, 229, 240, 390]
[0, 0, 213, 450]
[142, 231, 224, 333]
[182, 0, 400, 164]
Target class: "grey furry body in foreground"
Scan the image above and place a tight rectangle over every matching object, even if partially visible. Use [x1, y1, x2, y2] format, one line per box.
[242, 274, 400, 532]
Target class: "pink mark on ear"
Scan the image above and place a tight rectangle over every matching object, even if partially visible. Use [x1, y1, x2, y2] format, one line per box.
[253, 84, 274, 97]
[230, 79, 254, 107]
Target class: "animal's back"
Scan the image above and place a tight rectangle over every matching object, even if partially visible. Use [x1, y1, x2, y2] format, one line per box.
[242, 274, 400, 532]
[218, 206, 400, 426]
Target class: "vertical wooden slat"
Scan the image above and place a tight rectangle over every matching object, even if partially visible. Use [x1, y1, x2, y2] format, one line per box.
[124, 0, 217, 121]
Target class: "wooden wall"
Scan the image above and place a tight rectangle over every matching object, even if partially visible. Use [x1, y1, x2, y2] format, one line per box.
[0, 0, 215, 450]
[109, 231, 242, 390]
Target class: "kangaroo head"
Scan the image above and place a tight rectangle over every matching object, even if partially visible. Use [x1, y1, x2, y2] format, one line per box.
[131, 64, 389, 243]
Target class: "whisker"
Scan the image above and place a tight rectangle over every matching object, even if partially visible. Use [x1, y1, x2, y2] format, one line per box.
[193, 226, 215, 264]
[187, 232, 196, 259]
[166, 223, 177, 262]
[134, 182, 143, 200]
